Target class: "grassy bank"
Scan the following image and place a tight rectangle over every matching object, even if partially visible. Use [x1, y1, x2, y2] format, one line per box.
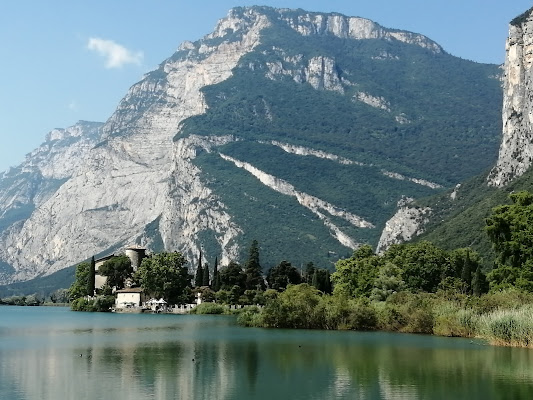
[236, 284, 533, 348]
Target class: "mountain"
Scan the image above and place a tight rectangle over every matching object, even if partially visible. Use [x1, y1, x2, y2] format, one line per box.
[377, 7, 533, 266]
[0, 6, 502, 285]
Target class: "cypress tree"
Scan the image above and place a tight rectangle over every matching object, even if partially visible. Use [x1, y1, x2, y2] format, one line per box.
[324, 269, 332, 294]
[202, 263, 210, 287]
[213, 257, 221, 292]
[244, 240, 265, 290]
[472, 265, 486, 296]
[461, 251, 473, 294]
[194, 251, 203, 288]
[312, 269, 319, 289]
[87, 255, 96, 296]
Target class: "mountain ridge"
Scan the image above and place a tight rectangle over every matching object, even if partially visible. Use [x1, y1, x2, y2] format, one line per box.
[0, 6, 502, 285]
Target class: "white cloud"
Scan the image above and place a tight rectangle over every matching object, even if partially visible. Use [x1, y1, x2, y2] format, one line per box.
[87, 37, 143, 68]
[68, 101, 78, 111]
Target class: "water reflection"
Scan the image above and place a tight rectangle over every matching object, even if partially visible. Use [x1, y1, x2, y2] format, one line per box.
[1, 307, 533, 400]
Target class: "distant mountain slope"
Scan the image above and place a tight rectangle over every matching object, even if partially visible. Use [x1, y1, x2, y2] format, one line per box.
[0, 6, 502, 284]
[377, 7, 533, 268]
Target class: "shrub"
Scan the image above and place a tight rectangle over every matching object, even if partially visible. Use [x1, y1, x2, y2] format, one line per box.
[237, 307, 263, 327]
[315, 295, 352, 330]
[433, 302, 464, 337]
[375, 302, 407, 332]
[190, 302, 226, 315]
[345, 299, 377, 330]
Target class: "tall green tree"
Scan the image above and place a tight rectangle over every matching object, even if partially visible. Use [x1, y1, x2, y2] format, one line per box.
[134, 252, 191, 304]
[370, 261, 405, 301]
[486, 191, 533, 291]
[309, 267, 332, 294]
[68, 262, 90, 301]
[331, 245, 380, 298]
[266, 261, 301, 291]
[213, 257, 221, 291]
[202, 263, 210, 287]
[244, 240, 265, 290]
[194, 251, 204, 288]
[385, 242, 450, 293]
[449, 248, 481, 294]
[219, 261, 246, 292]
[99, 255, 133, 290]
[87, 256, 96, 296]
[472, 264, 488, 296]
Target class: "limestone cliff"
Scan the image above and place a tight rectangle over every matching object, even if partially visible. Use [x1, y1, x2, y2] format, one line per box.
[376, 198, 431, 253]
[0, 8, 271, 282]
[488, 8, 533, 186]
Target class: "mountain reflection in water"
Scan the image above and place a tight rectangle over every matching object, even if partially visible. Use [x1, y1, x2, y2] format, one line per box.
[1, 306, 532, 400]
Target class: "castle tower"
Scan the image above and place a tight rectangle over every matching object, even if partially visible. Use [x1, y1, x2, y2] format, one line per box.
[125, 245, 146, 271]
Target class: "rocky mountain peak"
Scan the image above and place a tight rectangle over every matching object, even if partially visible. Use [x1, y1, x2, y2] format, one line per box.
[228, 6, 443, 53]
[44, 121, 102, 143]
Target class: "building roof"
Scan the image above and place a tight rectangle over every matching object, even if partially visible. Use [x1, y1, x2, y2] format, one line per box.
[95, 254, 115, 263]
[125, 244, 146, 250]
[115, 288, 144, 294]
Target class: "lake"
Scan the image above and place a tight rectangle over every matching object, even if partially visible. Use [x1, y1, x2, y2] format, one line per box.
[1, 306, 532, 399]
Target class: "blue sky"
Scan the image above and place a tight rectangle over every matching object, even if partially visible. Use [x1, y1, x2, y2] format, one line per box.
[0, 0, 531, 172]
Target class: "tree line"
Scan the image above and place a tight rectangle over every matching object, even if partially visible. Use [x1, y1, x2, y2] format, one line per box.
[68, 239, 332, 311]
[237, 191, 533, 348]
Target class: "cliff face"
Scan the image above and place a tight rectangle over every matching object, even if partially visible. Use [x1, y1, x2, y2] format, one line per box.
[488, 8, 533, 187]
[0, 8, 270, 281]
[0, 6, 502, 283]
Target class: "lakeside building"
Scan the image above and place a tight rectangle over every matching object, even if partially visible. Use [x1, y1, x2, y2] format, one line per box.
[115, 287, 146, 310]
[93, 245, 146, 290]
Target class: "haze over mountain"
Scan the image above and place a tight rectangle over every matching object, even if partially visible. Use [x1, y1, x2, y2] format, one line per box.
[0, 6, 503, 285]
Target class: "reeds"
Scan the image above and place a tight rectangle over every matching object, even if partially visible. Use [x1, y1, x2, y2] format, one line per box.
[478, 306, 533, 347]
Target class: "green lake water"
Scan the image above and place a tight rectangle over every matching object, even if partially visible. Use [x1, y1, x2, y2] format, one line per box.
[1, 306, 533, 399]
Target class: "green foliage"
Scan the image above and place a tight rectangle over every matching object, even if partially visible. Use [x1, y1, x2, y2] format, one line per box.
[190, 302, 227, 315]
[219, 262, 245, 292]
[215, 290, 230, 304]
[266, 260, 302, 291]
[261, 284, 322, 329]
[484, 191, 533, 291]
[236, 306, 264, 327]
[134, 252, 191, 304]
[212, 257, 221, 292]
[88, 256, 96, 296]
[511, 7, 533, 27]
[194, 251, 204, 288]
[68, 262, 90, 301]
[310, 268, 332, 294]
[414, 166, 533, 273]
[479, 306, 533, 347]
[98, 255, 132, 290]
[0, 294, 43, 306]
[386, 241, 450, 293]
[49, 288, 69, 303]
[244, 240, 265, 290]
[70, 295, 115, 312]
[370, 262, 405, 301]
[202, 263, 210, 287]
[194, 286, 215, 303]
[331, 245, 380, 297]
[181, 37, 501, 184]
